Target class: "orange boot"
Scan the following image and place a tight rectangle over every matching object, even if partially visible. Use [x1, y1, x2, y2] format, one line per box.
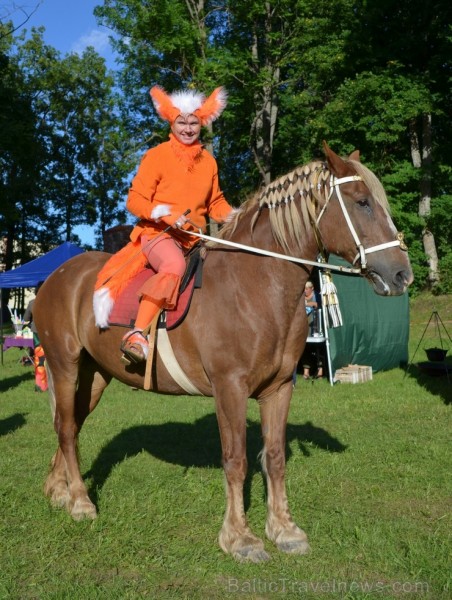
[120, 272, 180, 364]
[120, 297, 162, 363]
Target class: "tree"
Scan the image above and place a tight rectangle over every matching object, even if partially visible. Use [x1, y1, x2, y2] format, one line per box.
[0, 1, 42, 40]
[282, 0, 452, 292]
[1, 25, 132, 254]
[0, 25, 50, 268]
[352, 0, 452, 290]
[38, 47, 131, 245]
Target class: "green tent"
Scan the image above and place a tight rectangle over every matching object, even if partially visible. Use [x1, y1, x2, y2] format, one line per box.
[327, 256, 409, 373]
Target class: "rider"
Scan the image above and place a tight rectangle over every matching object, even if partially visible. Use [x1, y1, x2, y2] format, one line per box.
[94, 84, 234, 363]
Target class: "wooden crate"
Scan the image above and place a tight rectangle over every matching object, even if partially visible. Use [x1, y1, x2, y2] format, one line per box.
[334, 364, 373, 384]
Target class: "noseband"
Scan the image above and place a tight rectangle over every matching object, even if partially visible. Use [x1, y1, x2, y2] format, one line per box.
[316, 175, 407, 271]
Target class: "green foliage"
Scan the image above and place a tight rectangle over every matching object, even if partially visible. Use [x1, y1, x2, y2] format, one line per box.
[435, 254, 452, 296]
[312, 71, 431, 152]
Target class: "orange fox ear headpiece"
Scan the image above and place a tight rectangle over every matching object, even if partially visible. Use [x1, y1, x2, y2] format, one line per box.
[150, 85, 227, 125]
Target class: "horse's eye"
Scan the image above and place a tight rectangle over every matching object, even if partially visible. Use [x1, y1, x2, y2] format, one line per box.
[357, 198, 370, 208]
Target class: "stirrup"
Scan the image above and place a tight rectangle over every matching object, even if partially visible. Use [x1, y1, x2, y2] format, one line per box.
[120, 331, 149, 365]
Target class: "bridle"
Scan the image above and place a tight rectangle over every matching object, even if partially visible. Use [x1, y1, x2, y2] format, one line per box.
[315, 175, 407, 271]
[180, 173, 408, 275]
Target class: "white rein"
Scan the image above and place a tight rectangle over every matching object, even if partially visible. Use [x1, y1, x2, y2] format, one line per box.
[183, 229, 358, 273]
[180, 175, 404, 274]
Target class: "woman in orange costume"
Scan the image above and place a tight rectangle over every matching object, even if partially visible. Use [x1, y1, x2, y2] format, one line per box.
[94, 85, 234, 363]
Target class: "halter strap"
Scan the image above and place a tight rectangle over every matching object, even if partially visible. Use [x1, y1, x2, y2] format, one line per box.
[330, 175, 367, 266]
[317, 174, 405, 270]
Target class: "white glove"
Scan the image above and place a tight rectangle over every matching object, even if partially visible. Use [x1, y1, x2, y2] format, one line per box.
[151, 204, 171, 222]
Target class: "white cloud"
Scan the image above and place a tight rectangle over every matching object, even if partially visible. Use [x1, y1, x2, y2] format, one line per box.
[71, 29, 110, 56]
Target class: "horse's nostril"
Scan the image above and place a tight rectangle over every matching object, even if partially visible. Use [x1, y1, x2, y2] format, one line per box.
[395, 269, 413, 289]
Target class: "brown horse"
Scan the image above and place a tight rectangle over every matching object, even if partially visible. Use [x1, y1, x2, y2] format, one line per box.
[34, 143, 413, 563]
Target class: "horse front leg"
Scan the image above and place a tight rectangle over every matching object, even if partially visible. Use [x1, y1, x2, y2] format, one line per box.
[215, 391, 270, 563]
[260, 384, 310, 555]
[44, 446, 71, 508]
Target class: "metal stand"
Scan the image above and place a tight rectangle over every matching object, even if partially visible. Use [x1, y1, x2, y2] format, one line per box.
[405, 311, 451, 382]
[306, 309, 334, 386]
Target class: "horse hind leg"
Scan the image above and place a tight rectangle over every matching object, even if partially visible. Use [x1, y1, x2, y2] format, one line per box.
[43, 365, 72, 508]
[44, 354, 111, 521]
[260, 385, 310, 555]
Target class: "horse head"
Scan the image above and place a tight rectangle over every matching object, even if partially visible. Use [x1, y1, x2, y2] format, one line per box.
[320, 142, 413, 296]
[227, 142, 413, 297]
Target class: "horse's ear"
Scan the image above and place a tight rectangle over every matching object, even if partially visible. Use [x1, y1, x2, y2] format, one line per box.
[322, 140, 349, 177]
[349, 149, 360, 162]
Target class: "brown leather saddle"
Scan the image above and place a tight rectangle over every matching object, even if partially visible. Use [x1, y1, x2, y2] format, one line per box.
[108, 246, 203, 330]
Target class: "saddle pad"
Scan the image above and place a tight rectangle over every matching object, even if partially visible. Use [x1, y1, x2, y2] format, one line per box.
[108, 267, 195, 329]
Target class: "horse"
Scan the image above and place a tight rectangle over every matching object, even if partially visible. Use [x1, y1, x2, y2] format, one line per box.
[33, 142, 413, 563]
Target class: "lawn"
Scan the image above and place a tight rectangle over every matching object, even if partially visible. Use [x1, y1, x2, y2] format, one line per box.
[0, 292, 450, 599]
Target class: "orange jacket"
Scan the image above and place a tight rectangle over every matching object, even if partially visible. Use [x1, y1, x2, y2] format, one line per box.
[127, 135, 232, 249]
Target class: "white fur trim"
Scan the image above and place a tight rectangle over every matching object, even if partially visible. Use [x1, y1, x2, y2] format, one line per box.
[93, 287, 114, 329]
[151, 204, 171, 221]
[169, 90, 205, 115]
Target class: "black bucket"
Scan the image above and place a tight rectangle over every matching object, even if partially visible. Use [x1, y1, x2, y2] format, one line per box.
[425, 347, 448, 362]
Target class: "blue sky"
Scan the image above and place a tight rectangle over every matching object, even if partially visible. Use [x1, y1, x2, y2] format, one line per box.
[9, 0, 116, 68]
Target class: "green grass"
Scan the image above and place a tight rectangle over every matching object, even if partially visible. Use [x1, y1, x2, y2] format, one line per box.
[0, 293, 451, 599]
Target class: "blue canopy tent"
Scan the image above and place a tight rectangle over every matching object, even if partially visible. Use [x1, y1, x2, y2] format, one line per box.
[0, 242, 84, 364]
[0, 242, 84, 288]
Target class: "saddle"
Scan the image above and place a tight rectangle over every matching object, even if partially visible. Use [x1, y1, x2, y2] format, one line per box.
[108, 245, 204, 330]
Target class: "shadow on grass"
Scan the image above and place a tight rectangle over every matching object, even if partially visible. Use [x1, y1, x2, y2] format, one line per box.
[85, 414, 346, 509]
[404, 361, 452, 405]
[0, 371, 34, 392]
[0, 412, 27, 437]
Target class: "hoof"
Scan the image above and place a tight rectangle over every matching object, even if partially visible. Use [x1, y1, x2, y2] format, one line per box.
[49, 489, 71, 509]
[44, 479, 70, 509]
[233, 546, 271, 563]
[266, 522, 310, 555]
[70, 497, 97, 521]
[220, 528, 271, 563]
[277, 539, 310, 555]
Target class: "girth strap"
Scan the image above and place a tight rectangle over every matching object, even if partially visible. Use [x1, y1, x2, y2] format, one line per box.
[157, 327, 204, 396]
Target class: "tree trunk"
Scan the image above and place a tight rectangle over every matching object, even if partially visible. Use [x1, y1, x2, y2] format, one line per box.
[409, 113, 439, 288]
[250, 4, 279, 185]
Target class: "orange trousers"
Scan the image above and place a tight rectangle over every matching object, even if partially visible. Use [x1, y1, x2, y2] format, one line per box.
[134, 236, 185, 329]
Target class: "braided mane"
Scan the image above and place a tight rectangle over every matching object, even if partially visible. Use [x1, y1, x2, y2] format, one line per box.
[218, 160, 329, 252]
[218, 157, 390, 253]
